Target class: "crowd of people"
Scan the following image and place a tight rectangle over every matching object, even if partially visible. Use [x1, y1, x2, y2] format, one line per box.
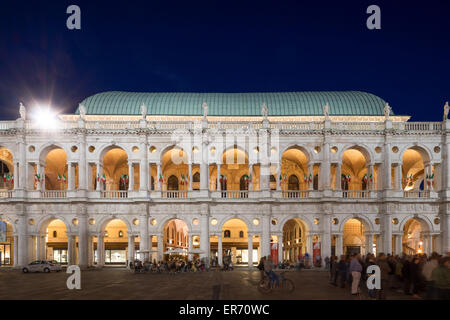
[131, 258, 209, 273]
[325, 252, 449, 300]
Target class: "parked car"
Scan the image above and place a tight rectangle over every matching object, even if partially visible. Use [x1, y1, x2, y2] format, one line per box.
[22, 260, 62, 273]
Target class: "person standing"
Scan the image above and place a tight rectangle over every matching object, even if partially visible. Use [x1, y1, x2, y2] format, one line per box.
[410, 257, 422, 299]
[422, 252, 440, 300]
[402, 256, 412, 295]
[376, 253, 391, 300]
[349, 253, 363, 296]
[338, 255, 347, 288]
[431, 256, 450, 300]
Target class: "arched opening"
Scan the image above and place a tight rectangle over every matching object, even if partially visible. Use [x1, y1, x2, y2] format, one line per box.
[97, 219, 130, 266]
[193, 172, 200, 190]
[343, 218, 366, 255]
[162, 219, 189, 261]
[217, 218, 257, 266]
[43, 219, 69, 263]
[281, 147, 309, 191]
[402, 148, 426, 191]
[44, 148, 68, 190]
[221, 147, 249, 191]
[282, 218, 308, 264]
[102, 148, 129, 190]
[161, 147, 189, 191]
[0, 147, 14, 190]
[402, 218, 430, 255]
[341, 148, 369, 191]
[167, 175, 179, 190]
[0, 219, 14, 265]
[269, 175, 276, 190]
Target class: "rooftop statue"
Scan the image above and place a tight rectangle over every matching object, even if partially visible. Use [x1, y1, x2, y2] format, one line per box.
[19, 102, 26, 120]
[261, 102, 268, 119]
[443, 101, 449, 121]
[79, 104, 86, 120]
[323, 102, 330, 120]
[384, 103, 392, 120]
[141, 103, 147, 119]
[202, 102, 208, 119]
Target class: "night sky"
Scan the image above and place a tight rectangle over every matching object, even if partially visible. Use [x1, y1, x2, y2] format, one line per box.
[0, 0, 449, 120]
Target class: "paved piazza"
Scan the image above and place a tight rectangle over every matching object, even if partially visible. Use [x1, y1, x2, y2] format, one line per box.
[0, 268, 413, 300]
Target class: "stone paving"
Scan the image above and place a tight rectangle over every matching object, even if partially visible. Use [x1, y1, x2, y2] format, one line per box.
[0, 267, 414, 300]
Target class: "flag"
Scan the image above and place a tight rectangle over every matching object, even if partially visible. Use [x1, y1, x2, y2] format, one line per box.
[363, 174, 368, 183]
[63, 174, 67, 182]
[279, 174, 282, 186]
[101, 174, 106, 183]
[97, 173, 100, 182]
[2, 174, 5, 183]
[159, 173, 163, 183]
[369, 174, 373, 183]
[180, 174, 184, 185]
[57, 173, 61, 181]
[304, 175, 308, 183]
[308, 173, 313, 183]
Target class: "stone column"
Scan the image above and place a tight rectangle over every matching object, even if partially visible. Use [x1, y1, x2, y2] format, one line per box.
[248, 163, 253, 191]
[36, 163, 42, 191]
[67, 235, 74, 265]
[157, 233, 163, 261]
[97, 234, 105, 267]
[395, 164, 402, 191]
[368, 164, 374, 190]
[261, 214, 271, 258]
[248, 233, 253, 267]
[17, 215, 28, 267]
[200, 142, 208, 191]
[128, 234, 135, 267]
[77, 213, 88, 269]
[188, 163, 193, 191]
[140, 141, 149, 191]
[139, 215, 149, 253]
[305, 162, 312, 191]
[382, 215, 393, 254]
[216, 163, 221, 191]
[87, 236, 94, 267]
[157, 163, 162, 190]
[306, 234, 313, 266]
[321, 215, 332, 267]
[427, 163, 434, 191]
[13, 161, 19, 190]
[96, 162, 102, 191]
[13, 235, 18, 267]
[335, 234, 343, 257]
[128, 163, 134, 191]
[18, 136, 26, 190]
[218, 234, 223, 266]
[383, 142, 392, 190]
[188, 235, 193, 261]
[200, 214, 209, 263]
[334, 163, 341, 191]
[68, 163, 75, 190]
[35, 235, 41, 260]
[394, 233, 403, 256]
[78, 132, 87, 190]
[322, 142, 331, 190]
[365, 233, 374, 255]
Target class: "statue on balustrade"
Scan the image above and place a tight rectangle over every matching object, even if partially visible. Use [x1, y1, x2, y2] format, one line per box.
[261, 102, 268, 120]
[202, 102, 208, 119]
[443, 101, 449, 121]
[384, 103, 392, 120]
[79, 104, 86, 120]
[141, 103, 147, 119]
[323, 102, 330, 120]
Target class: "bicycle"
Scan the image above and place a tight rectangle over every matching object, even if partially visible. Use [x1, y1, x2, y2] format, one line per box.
[258, 271, 295, 294]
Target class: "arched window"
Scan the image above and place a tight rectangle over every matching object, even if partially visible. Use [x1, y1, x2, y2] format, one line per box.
[270, 175, 276, 190]
[193, 172, 200, 182]
[151, 176, 155, 190]
[224, 230, 231, 238]
[288, 175, 299, 190]
[239, 175, 249, 191]
[53, 230, 57, 238]
[239, 231, 244, 238]
[313, 174, 319, 190]
[167, 175, 179, 190]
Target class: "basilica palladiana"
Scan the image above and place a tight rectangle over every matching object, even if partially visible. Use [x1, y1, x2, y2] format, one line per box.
[0, 91, 448, 269]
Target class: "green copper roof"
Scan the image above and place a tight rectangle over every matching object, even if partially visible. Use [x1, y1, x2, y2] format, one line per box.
[76, 91, 389, 116]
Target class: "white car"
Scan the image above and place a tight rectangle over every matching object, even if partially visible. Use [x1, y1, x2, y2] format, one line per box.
[22, 260, 62, 273]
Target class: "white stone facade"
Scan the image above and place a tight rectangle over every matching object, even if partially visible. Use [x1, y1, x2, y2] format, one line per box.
[0, 115, 449, 269]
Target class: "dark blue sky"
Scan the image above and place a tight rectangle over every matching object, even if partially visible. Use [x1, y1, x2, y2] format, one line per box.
[0, 0, 449, 120]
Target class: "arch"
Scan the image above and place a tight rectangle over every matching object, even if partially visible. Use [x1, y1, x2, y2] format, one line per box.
[399, 145, 432, 164]
[398, 215, 432, 233]
[288, 174, 299, 190]
[218, 216, 251, 231]
[38, 143, 70, 163]
[98, 144, 129, 162]
[221, 145, 249, 165]
[167, 175, 179, 190]
[0, 216, 16, 233]
[156, 216, 192, 234]
[97, 216, 133, 234]
[37, 216, 72, 235]
[280, 145, 311, 163]
[159, 144, 189, 165]
[338, 214, 373, 233]
[0, 146, 14, 170]
[277, 215, 313, 234]
[338, 144, 373, 165]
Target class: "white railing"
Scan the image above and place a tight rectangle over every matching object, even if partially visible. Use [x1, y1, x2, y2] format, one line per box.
[331, 122, 385, 131]
[220, 191, 249, 199]
[342, 190, 370, 199]
[41, 190, 67, 198]
[100, 190, 128, 199]
[0, 190, 12, 198]
[282, 191, 309, 199]
[393, 122, 442, 132]
[403, 190, 430, 198]
[161, 191, 189, 199]
[85, 121, 140, 130]
[0, 121, 16, 130]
